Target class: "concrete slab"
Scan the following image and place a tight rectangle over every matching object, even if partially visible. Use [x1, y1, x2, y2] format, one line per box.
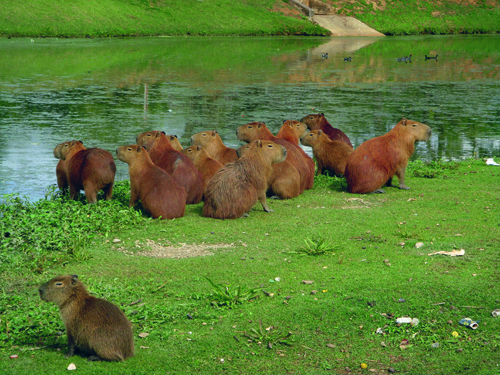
[313, 15, 385, 37]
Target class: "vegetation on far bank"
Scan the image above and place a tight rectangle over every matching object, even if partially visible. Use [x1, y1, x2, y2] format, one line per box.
[1, 158, 499, 374]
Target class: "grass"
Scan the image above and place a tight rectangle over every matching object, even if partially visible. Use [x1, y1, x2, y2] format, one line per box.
[1, 157, 499, 374]
[0, 0, 327, 37]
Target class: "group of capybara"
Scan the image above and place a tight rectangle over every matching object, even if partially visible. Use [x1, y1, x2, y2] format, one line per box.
[53, 114, 431, 220]
[45, 115, 432, 362]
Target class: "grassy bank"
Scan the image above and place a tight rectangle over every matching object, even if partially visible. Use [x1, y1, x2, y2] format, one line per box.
[0, 0, 327, 37]
[1, 158, 499, 374]
[337, 0, 500, 36]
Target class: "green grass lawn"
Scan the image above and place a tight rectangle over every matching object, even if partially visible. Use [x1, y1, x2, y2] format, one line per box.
[1, 158, 499, 374]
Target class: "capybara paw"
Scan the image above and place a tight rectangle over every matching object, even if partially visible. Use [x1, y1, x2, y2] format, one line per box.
[269, 195, 281, 200]
[264, 208, 274, 213]
[372, 189, 386, 194]
[399, 185, 410, 190]
[88, 355, 103, 362]
[241, 213, 250, 218]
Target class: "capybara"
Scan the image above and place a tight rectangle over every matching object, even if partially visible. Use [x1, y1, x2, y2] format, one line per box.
[190, 130, 238, 164]
[300, 113, 353, 148]
[277, 120, 316, 181]
[344, 118, 432, 194]
[182, 145, 223, 188]
[58, 140, 116, 204]
[137, 132, 203, 205]
[203, 140, 287, 219]
[116, 145, 186, 219]
[136, 131, 183, 152]
[238, 143, 300, 200]
[53, 142, 68, 191]
[38, 275, 134, 362]
[301, 130, 353, 176]
[236, 122, 313, 191]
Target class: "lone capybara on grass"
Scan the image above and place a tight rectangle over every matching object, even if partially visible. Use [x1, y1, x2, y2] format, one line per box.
[116, 145, 186, 219]
[301, 130, 353, 176]
[190, 130, 238, 164]
[137, 132, 203, 205]
[344, 118, 432, 194]
[300, 113, 353, 148]
[203, 140, 287, 219]
[53, 142, 68, 190]
[277, 120, 316, 181]
[236, 122, 313, 192]
[58, 140, 116, 204]
[238, 143, 300, 200]
[136, 131, 183, 151]
[182, 145, 223, 188]
[39, 275, 134, 361]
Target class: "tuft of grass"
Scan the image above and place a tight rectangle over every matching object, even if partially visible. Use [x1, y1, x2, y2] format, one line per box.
[240, 318, 292, 349]
[287, 237, 337, 256]
[205, 277, 263, 307]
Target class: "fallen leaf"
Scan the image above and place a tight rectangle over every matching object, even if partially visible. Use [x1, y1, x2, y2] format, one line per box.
[302, 280, 314, 285]
[138, 332, 149, 338]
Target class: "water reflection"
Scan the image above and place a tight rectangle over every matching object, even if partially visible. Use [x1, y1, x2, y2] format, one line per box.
[0, 35, 499, 201]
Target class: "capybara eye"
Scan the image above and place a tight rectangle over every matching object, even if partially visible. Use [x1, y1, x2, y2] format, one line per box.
[202, 133, 206, 136]
[309, 116, 313, 119]
[267, 144, 273, 148]
[56, 282, 63, 286]
[248, 126, 252, 129]
[127, 147, 132, 151]
[412, 124, 417, 127]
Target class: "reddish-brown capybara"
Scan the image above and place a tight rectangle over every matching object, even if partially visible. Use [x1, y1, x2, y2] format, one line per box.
[301, 130, 353, 176]
[136, 131, 183, 152]
[116, 145, 186, 219]
[300, 113, 353, 148]
[190, 130, 238, 164]
[203, 140, 287, 219]
[39, 275, 134, 361]
[182, 145, 223, 188]
[137, 132, 203, 205]
[236, 121, 313, 191]
[344, 118, 432, 194]
[58, 140, 116, 204]
[277, 120, 316, 181]
[238, 143, 300, 200]
[53, 142, 69, 191]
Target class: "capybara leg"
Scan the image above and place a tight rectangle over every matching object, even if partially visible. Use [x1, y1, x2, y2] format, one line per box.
[103, 183, 114, 200]
[83, 186, 97, 204]
[69, 186, 78, 201]
[396, 169, 410, 190]
[259, 195, 273, 213]
[385, 178, 397, 188]
[65, 335, 76, 358]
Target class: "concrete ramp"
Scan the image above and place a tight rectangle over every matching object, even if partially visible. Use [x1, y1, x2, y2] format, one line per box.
[313, 15, 384, 37]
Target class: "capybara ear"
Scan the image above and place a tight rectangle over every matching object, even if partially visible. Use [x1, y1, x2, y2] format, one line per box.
[197, 146, 201, 151]
[283, 119, 287, 124]
[258, 123, 263, 128]
[256, 140, 263, 148]
[137, 146, 142, 153]
[71, 275, 79, 285]
[317, 130, 323, 136]
[142, 145, 146, 150]
[78, 140, 83, 144]
[173, 135, 178, 138]
[155, 132, 162, 138]
[320, 113, 324, 116]
[161, 131, 166, 135]
[401, 118, 407, 126]
[212, 131, 217, 136]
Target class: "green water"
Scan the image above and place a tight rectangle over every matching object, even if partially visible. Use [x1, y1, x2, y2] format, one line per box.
[0, 35, 499, 201]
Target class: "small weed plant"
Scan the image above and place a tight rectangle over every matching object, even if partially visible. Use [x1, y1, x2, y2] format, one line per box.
[288, 237, 337, 256]
[205, 277, 263, 307]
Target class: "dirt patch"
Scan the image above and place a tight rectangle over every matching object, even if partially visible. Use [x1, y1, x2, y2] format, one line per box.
[271, 2, 304, 19]
[341, 197, 373, 209]
[115, 240, 234, 259]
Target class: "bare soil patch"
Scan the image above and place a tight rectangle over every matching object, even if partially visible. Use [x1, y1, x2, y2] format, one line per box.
[115, 240, 234, 259]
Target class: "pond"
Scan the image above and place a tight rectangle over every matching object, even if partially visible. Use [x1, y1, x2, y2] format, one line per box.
[0, 34, 499, 201]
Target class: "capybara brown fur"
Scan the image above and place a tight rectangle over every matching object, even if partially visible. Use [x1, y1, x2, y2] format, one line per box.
[116, 145, 186, 219]
[238, 143, 300, 200]
[300, 113, 353, 148]
[236, 122, 313, 191]
[277, 120, 316, 182]
[203, 140, 287, 219]
[53, 142, 68, 191]
[182, 145, 223, 188]
[58, 140, 116, 204]
[190, 130, 238, 164]
[301, 130, 353, 177]
[137, 132, 203, 205]
[136, 131, 184, 152]
[344, 118, 432, 194]
[38, 275, 134, 362]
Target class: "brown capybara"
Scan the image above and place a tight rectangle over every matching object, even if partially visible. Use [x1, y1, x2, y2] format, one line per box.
[168, 134, 184, 151]
[53, 142, 68, 191]
[137, 132, 203, 205]
[136, 131, 183, 152]
[58, 140, 116, 204]
[39, 275, 134, 362]
[182, 145, 223, 188]
[203, 140, 287, 219]
[238, 143, 300, 200]
[300, 113, 353, 148]
[301, 130, 353, 176]
[236, 122, 313, 191]
[344, 118, 432, 194]
[116, 145, 186, 219]
[277, 120, 316, 181]
[190, 130, 238, 164]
